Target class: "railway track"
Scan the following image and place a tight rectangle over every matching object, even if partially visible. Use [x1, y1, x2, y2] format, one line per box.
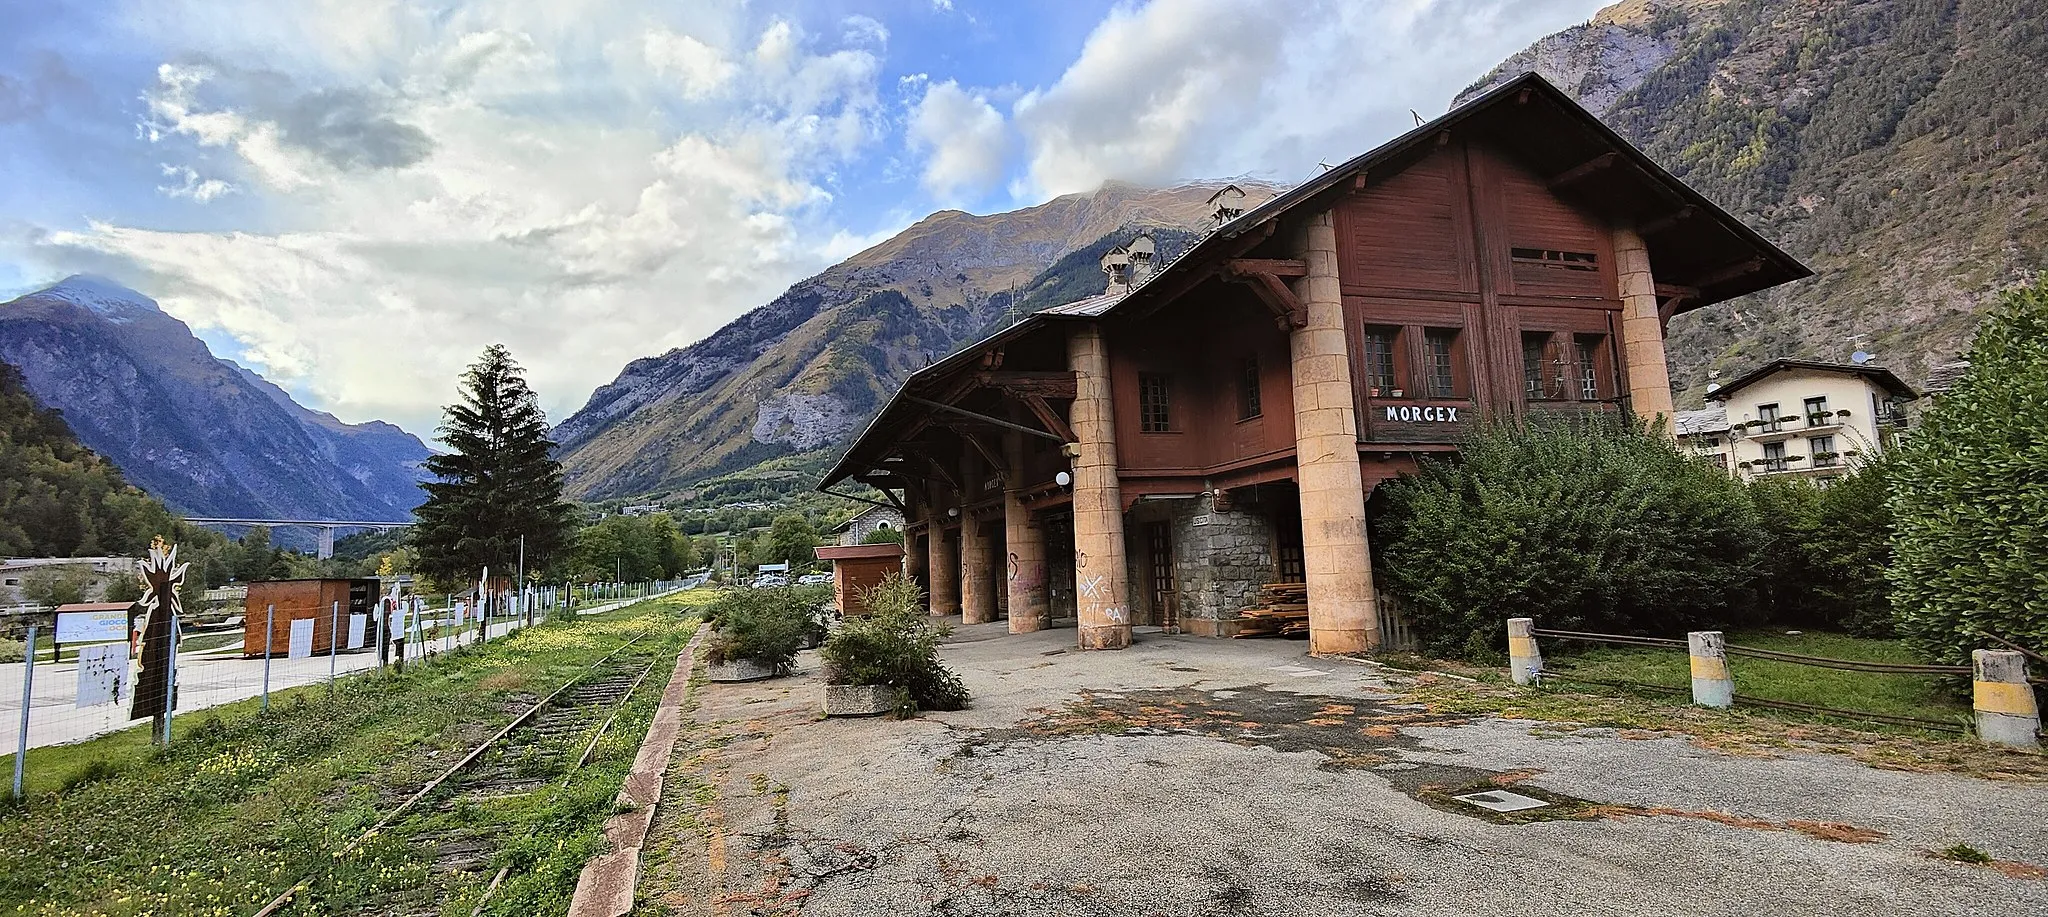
[251, 631, 672, 917]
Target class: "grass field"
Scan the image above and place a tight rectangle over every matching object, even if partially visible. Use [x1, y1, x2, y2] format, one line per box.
[1541, 629, 1972, 730]
[0, 589, 709, 917]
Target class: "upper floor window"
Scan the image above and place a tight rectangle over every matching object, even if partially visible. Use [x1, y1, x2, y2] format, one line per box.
[1758, 403, 1781, 431]
[1511, 247, 1598, 272]
[1424, 328, 1460, 399]
[1521, 333, 1552, 400]
[1239, 357, 1262, 420]
[1811, 434, 1838, 466]
[1576, 336, 1603, 400]
[1803, 396, 1830, 424]
[1360, 326, 1398, 396]
[1139, 373, 1172, 433]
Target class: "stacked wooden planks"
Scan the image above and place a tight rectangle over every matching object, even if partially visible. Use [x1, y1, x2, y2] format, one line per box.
[1232, 582, 1309, 638]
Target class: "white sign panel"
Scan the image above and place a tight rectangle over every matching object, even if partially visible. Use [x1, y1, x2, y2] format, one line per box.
[388, 600, 411, 638]
[55, 609, 128, 644]
[75, 643, 130, 708]
[288, 618, 315, 659]
[347, 613, 368, 649]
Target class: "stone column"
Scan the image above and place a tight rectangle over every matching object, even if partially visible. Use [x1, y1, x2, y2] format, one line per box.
[1067, 324, 1131, 650]
[1004, 430, 1050, 634]
[1289, 210, 1379, 655]
[904, 520, 928, 587]
[1612, 225, 1676, 424]
[927, 506, 959, 618]
[960, 452, 997, 624]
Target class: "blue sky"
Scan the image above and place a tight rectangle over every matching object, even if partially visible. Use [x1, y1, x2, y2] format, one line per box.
[0, 0, 1606, 434]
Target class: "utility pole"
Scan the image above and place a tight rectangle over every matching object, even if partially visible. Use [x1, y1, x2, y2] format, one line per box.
[518, 535, 528, 627]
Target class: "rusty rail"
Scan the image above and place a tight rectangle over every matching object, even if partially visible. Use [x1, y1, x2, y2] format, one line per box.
[248, 629, 652, 917]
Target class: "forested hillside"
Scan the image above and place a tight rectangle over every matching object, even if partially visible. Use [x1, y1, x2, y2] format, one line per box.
[1463, 0, 2047, 401]
[0, 361, 181, 558]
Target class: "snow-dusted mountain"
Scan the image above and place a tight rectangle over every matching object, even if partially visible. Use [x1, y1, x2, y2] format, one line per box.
[0, 275, 429, 521]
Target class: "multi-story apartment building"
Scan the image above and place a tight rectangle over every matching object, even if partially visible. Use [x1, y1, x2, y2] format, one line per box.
[1692, 359, 1917, 481]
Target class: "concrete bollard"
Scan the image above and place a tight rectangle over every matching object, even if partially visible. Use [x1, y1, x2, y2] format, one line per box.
[1972, 650, 2042, 749]
[1507, 618, 1542, 685]
[1688, 631, 1733, 708]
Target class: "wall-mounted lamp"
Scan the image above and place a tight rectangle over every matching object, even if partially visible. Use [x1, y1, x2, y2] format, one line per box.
[1055, 471, 1072, 487]
[948, 507, 961, 518]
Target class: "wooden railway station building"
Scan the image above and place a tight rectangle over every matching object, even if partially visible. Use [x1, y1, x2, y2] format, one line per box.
[818, 74, 1810, 653]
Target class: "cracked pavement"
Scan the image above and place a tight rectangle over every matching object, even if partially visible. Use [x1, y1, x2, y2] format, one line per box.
[634, 622, 2048, 916]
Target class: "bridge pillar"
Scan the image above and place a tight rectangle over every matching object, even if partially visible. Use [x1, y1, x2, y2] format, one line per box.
[317, 527, 336, 560]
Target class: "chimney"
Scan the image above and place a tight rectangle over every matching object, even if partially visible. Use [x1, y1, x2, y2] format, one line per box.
[1206, 184, 1246, 230]
[1126, 233, 1157, 286]
[1101, 245, 1132, 294]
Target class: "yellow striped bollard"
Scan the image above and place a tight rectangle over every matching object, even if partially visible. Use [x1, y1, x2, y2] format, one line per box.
[1973, 650, 2041, 748]
[1688, 631, 1733, 708]
[1507, 618, 1542, 685]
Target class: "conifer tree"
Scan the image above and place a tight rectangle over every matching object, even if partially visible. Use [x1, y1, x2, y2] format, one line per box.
[413, 344, 572, 585]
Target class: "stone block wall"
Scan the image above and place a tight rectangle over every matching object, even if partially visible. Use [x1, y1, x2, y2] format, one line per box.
[1122, 494, 1276, 634]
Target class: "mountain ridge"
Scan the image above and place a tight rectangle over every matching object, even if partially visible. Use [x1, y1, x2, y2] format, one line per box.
[1461, 0, 2047, 401]
[0, 276, 431, 521]
[553, 181, 1276, 500]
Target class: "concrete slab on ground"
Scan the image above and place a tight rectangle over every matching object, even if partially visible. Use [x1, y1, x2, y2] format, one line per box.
[635, 624, 2048, 916]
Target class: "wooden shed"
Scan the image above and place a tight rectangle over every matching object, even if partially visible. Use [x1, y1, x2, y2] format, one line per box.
[814, 544, 904, 617]
[243, 578, 378, 657]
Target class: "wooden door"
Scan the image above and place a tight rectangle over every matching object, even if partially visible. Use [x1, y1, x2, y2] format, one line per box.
[1146, 521, 1177, 631]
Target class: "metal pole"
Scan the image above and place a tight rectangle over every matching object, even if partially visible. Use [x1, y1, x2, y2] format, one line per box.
[262, 605, 274, 712]
[375, 596, 387, 671]
[162, 614, 179, 746]
[14, 624, 37, 799]
[328, 601, 339, 699]
[518, 535, 528, 628]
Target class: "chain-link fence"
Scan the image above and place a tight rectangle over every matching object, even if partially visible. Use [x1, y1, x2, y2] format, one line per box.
[3, 578, 696, 799]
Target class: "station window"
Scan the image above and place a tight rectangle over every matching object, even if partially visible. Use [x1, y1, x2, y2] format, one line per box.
[1521, 332, 1553, 400]
[1239, 357, 1262, 420]
[1139, 373, 1172, 433]
[1360, 326, 1399, 396]
[1575, 336, 1604, 400]
[1423, 328, 1461, 399]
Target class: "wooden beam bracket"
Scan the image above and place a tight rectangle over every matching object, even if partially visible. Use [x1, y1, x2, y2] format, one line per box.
[1548, 151, 1619, 189]
[1022, 394, 1078, 444]
[1231, 270, 1308, 330]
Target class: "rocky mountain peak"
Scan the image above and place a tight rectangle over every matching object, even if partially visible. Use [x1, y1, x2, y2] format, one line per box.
[22, 274, 163, 324]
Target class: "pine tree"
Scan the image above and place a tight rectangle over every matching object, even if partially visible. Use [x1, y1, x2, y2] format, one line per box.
[413, 345, 573, 586]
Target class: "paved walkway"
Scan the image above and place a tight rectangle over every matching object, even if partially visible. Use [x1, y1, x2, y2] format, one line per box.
[636, 622, 2048, 916]
[2, 590, 681, 752]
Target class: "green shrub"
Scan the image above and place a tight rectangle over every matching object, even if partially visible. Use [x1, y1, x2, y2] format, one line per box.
[702, 585, 828, 673]
[0, 638, 22, 664]
[860, 526, 905, 545]
[1891, 278, 2048, 664]
[821, 574, 968, 714]
[1372, 415, 1764, 658]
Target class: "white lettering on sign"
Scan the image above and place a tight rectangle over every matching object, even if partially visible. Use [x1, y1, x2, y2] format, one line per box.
[1384, 406, 1461, 423]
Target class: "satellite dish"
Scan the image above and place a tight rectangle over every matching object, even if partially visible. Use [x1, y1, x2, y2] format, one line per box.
[1705, 382, 1721, 393]
[1851, 350, 1873, 364]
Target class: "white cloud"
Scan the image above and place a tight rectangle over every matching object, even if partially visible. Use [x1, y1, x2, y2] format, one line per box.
[909, 80, 1008, 201]
[643, 30, 733, 99]
[1010, 0, 1604, 197]
[157, 164, 235, 202]
[24, 0, 889, 435]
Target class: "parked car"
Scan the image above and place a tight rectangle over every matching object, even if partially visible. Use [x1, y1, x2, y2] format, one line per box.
[798, 572, 831, 586]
